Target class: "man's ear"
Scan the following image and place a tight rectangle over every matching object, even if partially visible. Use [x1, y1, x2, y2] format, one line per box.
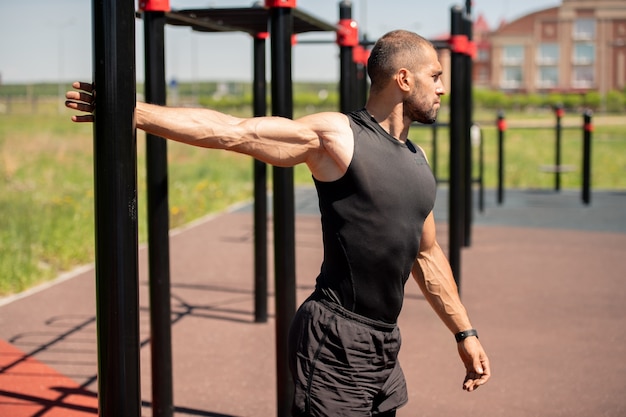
[395, 68, 411, 92]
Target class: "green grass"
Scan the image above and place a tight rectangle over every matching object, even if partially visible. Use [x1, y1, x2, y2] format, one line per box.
[0, 96, 625, 296]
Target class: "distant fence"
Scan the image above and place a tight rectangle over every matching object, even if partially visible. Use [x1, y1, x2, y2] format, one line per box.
[495, 106, 594, 205]
[0, 95, 65, 115]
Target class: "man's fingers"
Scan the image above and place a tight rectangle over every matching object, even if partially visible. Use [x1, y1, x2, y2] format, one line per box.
[463, 372, 489, 392]
[65, 99, 93, 113]
[65, 90, 93, 104]
[72, 81, 93, 93]
[71, 114, 94, 123]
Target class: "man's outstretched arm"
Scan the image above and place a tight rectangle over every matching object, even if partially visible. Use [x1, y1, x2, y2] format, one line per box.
[411, 212, 491, 392]
[65, 81, 353, 180]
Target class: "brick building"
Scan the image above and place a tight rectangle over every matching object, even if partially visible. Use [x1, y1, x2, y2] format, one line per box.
[486, 0, 626, 95]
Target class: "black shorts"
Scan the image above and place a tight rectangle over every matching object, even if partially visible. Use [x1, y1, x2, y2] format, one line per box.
[288, 294, 408, 416]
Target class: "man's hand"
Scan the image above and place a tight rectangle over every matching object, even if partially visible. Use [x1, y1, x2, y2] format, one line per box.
[457, 336, 491, 392]
[65, 81, 95, 123]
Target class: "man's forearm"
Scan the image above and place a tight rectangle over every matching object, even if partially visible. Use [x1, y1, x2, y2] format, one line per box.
[412, 243, 473, 334]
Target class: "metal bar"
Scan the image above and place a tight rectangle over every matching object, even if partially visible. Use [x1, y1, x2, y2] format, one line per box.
[432, 122, 439, 181]
[555, 105, 564, 192]
[144, 10, 174, 417]
[339, 1, 354, 113]
[253, 33, 269, 323]
[497, 111, 506, 205]
[165, 10, 255, 34]
[269, 5, 296, 417]
[92, 0, 140, 415]
[448, 5, 466, 288]
[463, 13, 473, 247]
[582, 110, 593, 205]
[478, 126, 485, 213]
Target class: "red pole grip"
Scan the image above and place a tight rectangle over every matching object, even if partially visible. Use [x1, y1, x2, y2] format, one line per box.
[265, 0, 296, 8]
[353, 45, 370, 65]
[449, 35, 469, 55]
[337, 18, 359, 47]
[138, 0, 170, 12]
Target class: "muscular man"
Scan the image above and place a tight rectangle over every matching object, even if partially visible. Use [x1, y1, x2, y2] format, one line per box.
[67, 30, 490, 417]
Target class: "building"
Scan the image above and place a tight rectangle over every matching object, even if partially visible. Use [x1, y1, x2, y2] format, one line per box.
[487, 0, 626, 95]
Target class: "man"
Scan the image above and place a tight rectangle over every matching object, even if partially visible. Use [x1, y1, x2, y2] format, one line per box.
[67, 30, 490, 417]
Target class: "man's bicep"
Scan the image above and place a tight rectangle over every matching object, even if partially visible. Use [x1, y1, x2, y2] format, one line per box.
[419, 211, 437, 253]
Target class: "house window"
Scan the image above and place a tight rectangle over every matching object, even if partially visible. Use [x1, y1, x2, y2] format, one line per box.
[537, 44, 559, 65]
[537, 67, 559, 88]
[503, 45, 524, 65]
[573, 19, 595, 41]
[501, 45, 524, 89]
[573, 43, 595, 65]
[477, 48, 490, 62]
[536, 44, 559, 89]
[572, 66, 594, 88]
[502, 67, 523, 88]
[571, 42, 595, 88]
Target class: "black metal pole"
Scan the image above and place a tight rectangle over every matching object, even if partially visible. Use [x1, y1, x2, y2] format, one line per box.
[355, 44, 369, 109]
[92, 0, 141, 415]
[582, 110, 593, 205]
[253, 32, 269, 323]
[463, 12, 473, 247]
[143, 9, 174, 417]
[269, 5, 296, 416]
[449, 5, 466, 287]
[339, 0, 355, 113]
[473, 124, 485, 213]
[432, 122, 439, 181]
[497, 111, 506, 205]
[555, 104, 564, 192]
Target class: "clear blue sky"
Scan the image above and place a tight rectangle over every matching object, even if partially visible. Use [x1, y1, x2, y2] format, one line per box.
[0, 0, 559, 84]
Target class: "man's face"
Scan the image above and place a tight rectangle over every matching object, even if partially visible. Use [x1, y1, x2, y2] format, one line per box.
[404, 48, 445, 124]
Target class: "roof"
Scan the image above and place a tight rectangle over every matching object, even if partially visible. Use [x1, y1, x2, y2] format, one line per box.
[163, 7, 337, 35]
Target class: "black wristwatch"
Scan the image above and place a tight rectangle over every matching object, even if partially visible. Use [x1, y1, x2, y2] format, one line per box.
[455, 329, 478, 343]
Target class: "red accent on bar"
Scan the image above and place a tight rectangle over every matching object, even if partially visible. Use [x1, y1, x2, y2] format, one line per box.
[449, 35, 469, 55]
[337, 18, 359, 47]
[265, 0, 296, 8]
[255, 31, 270, 40]
[497, 119, 507, 131]
[353, 45, 370, 65]
[556, 108, 565, 118]
[138, 0, 170, 12]
[584, 123, 594, 132]
[292, 34, 298, 46]
[468, 40, 477, 59]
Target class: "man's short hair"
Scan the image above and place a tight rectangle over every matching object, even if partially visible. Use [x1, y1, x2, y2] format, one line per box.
[367, 30, 434, 92]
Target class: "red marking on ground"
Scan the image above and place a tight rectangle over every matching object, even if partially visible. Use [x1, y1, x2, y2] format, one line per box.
[0, 339, 97, 417]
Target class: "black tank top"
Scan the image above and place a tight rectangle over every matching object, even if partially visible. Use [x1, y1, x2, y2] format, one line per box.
[313, 108, 437, 324]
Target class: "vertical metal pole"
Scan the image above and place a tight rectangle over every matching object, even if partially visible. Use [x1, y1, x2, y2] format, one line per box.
[555, 104, 564, 192]
[463, 11, 473, 247]
[268, 3, 296, 416]
[497, 111, 506, 205]
[253, 32, 269, 323]
[582, 110, 593, 205]
[339, 0, 355, 113]
[355, 46, 369, 109]
[431, 122, 438, 181]
[143, 8, 174, 417]
[92, 0, 140, 415]
[479, 127, 485, 212]
[472, 124, 484, 213]
[449, 5, 466, 287]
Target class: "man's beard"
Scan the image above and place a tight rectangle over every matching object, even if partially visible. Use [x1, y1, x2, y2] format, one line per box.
[405, 99, 438, 124]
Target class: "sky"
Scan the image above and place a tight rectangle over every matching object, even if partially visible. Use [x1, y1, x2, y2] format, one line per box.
[0, 0, 560, 85]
